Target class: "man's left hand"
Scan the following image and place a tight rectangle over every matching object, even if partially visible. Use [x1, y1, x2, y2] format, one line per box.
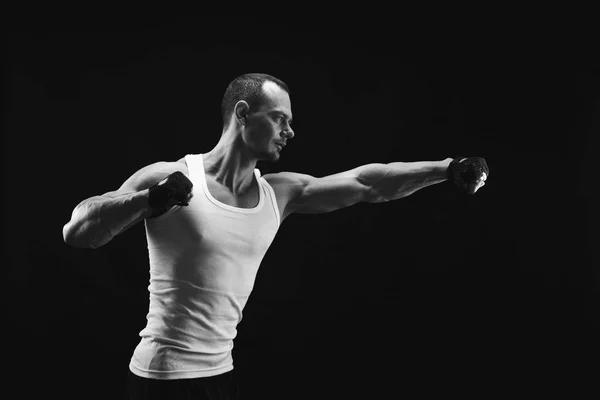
[448, 157, 489, 195]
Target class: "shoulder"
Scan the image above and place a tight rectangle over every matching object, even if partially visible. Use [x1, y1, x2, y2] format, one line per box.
[263, 171, 313, 195]
[262, 172, 316, 220]
[263, 171, 317, 207]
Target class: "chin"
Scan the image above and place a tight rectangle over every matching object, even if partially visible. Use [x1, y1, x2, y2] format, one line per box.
[254, 149, 280, 163]
[264, 153, 280, 163]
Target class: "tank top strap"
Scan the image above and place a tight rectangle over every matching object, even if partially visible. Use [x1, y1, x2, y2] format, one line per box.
[184, 153, 207, 187]
[257, 171, 281, 227]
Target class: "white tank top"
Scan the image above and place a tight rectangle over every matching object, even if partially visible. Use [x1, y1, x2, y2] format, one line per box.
[129, 153, 281, 379]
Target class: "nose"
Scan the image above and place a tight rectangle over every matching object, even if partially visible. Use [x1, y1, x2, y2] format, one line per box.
[282, 126, 294, 139]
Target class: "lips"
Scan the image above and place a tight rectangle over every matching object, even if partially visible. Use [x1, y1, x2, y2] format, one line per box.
[274, 142, 286, 150]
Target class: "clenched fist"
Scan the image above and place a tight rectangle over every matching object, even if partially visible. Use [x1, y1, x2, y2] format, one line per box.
[148, 171, 194, 210]
[447, 157, 489, 194]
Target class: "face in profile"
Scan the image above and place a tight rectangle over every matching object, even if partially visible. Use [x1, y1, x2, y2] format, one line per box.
[243, 81, 294, 162]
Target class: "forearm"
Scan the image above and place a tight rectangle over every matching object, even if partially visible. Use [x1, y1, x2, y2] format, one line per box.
[361, 158, 453, 202]
[63, 190, 153, 249]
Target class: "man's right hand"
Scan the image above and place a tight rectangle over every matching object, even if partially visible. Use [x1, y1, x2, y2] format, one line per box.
[148, 171, 194, 210]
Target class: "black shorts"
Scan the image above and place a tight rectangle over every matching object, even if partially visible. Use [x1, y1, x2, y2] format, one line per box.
[127, 369, 241, 400]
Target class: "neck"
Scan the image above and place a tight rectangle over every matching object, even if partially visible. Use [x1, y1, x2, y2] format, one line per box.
[203, 129, 257, 195]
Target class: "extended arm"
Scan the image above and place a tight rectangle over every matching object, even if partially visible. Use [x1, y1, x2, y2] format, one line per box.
[266, 157, 487, 217]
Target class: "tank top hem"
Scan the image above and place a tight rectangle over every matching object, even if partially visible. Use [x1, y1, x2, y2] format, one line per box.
[129, 360, 234, 380]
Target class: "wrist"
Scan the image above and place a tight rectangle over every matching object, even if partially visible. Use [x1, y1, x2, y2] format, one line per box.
[440, 158, 453, 180]
[128, 189, 155, 216]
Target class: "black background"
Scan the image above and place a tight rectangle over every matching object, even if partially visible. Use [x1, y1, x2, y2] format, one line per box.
[5, 17, 599, 399]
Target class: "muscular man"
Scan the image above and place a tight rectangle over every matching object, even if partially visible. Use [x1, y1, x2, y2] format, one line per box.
[63, 73, 489, 399]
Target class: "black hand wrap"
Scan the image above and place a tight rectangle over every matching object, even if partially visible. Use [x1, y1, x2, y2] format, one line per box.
[447, 157, 489, 192]
[148, 171, 193, 209]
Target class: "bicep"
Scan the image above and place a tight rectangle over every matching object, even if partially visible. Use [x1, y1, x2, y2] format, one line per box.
[286, 169, 370, 214]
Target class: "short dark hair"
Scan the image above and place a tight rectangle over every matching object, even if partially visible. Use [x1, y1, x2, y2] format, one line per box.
[221, 73, 290, 130]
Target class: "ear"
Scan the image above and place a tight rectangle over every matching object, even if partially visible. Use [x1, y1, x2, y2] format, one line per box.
[234, 101, 250, 126]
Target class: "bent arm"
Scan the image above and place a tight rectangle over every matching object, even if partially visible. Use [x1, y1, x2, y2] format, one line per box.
[62, 190, 153, 249]
[62, 161, 185, 249]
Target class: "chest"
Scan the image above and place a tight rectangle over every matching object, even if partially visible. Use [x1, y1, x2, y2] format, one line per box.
[204, 176, 260, 209]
